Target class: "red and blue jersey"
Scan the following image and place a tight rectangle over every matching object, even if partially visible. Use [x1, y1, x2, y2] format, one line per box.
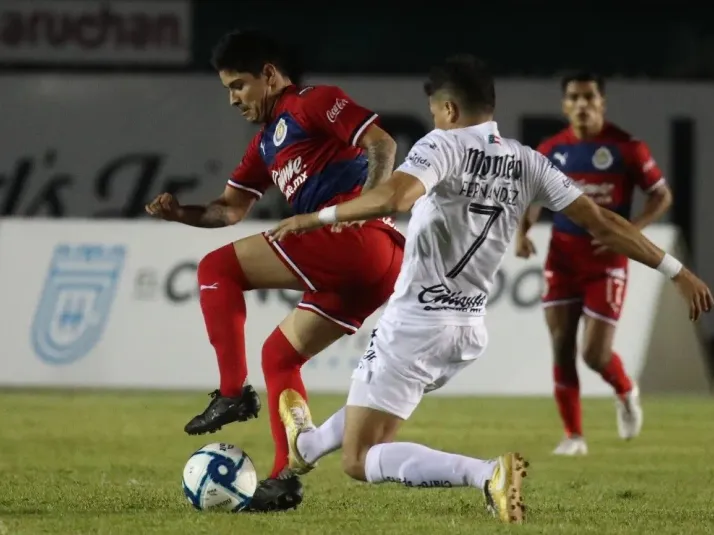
[228, 84, 379, 214]
[537, 123, 665, 237]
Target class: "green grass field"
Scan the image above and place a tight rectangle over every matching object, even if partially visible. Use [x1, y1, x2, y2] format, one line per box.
[1, 391, 713, 534]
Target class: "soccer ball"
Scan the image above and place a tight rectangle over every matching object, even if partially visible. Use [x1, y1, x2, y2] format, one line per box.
[182, 443, 258, 512]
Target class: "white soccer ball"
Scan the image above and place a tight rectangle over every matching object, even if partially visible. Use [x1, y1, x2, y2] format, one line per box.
[182, 443, 258, 512]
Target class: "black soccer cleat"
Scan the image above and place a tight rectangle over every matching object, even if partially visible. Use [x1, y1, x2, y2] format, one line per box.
[184, 385, 261, 435]
[244, 475, 303, 513]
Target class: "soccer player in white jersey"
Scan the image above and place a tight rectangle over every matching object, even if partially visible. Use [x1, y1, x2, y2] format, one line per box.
[267, 55, 712, 523]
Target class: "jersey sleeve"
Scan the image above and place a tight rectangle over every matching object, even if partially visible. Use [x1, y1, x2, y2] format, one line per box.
[227, 133, 272, 198]
[628, 140, 666, 193]
[528, 147, 583, 211]
[396, 131, 457, 194]
[297, 85, 379, 147]
[535, 140, 552, 157]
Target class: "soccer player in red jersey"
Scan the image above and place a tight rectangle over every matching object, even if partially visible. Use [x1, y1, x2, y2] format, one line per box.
[515, 72, 673, 456]
[146, 30, 404, 510]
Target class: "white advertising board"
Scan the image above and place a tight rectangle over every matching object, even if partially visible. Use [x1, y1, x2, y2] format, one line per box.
[0, 219, 705, 396]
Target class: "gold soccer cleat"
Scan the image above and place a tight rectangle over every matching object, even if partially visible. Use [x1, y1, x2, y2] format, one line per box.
[485, 452, 528, 524]
[278, 389, 317, 475]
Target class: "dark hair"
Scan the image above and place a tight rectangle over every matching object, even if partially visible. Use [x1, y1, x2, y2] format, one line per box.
[560, 71, 606, 95]
[423, 55, 495, 114]
[211, 29, 291, 76]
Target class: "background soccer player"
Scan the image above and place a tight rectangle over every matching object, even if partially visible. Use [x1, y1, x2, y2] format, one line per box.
[515, 72, 673, 456]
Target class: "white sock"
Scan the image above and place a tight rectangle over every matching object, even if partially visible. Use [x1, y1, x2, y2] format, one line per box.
[296, 406, 346, 465]
[364, 442, 496, 489]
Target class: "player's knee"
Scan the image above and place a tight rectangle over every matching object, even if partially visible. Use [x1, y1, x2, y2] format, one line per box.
[261, 328, 302, 375]
[341, 450, 367, 481]
[582, 343, 609, 371]
[551, 335, 576, 366]
[197, 244, 247, 289]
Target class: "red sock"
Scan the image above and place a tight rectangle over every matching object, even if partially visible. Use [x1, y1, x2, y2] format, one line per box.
[599, 352, 633, 396]
[262, 328, 309, 478]
[197, 244, 251, 397]
[554, 363, 582, 437]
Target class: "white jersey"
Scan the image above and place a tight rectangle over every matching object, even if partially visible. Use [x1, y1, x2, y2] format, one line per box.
[382, 121, 582, 326]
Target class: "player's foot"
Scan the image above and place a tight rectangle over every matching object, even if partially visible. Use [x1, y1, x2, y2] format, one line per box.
[244, 473, 303, 512]
[616, 384, 643, 440]
[184, 385, 260, 435]
[279, 388, 317, 475]
[552, 436, 588, 456]
[483, 452, 528, 524]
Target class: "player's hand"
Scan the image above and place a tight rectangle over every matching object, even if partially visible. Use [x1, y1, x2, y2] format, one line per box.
[267, 213, 323, 241]
[591, 239, 610, 255]
[145, 193, 181, 221]
[515, 234, 536, 259]
[672, 268, 714, 321]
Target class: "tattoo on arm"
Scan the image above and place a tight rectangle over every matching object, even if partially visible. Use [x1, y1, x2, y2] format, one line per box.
[178, 201, 237, 228]
[363, 138, 396, 191]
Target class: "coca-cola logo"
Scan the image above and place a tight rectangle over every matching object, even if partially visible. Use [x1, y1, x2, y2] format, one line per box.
[326, 98, 348, 123]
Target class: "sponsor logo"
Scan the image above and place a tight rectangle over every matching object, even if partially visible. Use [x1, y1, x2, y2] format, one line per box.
[326, 98, 348, 123]
[271, 157, 308, 199]
[0, 0, 191, 65]
[31, 243, 125, 364]
[417, 283, 487, 313]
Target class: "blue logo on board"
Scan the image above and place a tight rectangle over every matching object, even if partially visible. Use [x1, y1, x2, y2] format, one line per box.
[31, 244, 126, 365]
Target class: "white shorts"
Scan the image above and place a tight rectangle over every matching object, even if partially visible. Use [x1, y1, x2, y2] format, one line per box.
[346, 315, 488, 420]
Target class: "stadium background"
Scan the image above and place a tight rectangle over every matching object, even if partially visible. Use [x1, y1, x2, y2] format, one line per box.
[2, 2, 714, 534]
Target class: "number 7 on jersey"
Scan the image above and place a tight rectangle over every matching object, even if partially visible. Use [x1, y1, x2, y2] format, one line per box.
[446, 203, 504, 279]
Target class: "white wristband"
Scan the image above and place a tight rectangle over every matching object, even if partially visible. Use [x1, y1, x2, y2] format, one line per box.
[656, 253, 683, 279]
[317, 206, 338, 224]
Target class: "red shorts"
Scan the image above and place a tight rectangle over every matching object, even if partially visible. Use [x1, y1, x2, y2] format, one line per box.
[542, 231, 628, 324]
[264, 220, 404, 334]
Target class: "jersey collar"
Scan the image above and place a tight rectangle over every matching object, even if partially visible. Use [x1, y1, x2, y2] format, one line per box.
[268, 84, 298, 122]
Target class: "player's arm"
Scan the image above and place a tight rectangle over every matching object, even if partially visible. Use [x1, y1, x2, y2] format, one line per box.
[321, 170, 425, 222]
[146, 134, 270, 228]
[145, 185, 256, 228]
[268, 132, 452, 237]
[533, 150, 712, 320]
[518, 204, 542, 234]
[359, 124, 397, 191]
[329, 132, 454, 218]
[515, 142, 549, 258]
[628, 140, 673, 230]
[174, 185, 257, 228]
[299, 86, 397, 191]
[514, 204, 542, 258]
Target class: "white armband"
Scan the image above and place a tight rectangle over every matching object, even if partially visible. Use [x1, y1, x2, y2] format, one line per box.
[656, 253, 683, 279]
[317, 206, 338, 224]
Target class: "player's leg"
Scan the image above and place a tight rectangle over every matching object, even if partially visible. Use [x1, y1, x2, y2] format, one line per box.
[343, 324, 526, 524]
[249, 226, 404, 511]
[184, 235, 305, 435]
[543, 268, 586, 455]
[341, 404, 527, 524]
[243, 307, 346, 513]
[262, 308, 346, 479]
[284, 319, 528, 524]
[582, 271, 642, 439]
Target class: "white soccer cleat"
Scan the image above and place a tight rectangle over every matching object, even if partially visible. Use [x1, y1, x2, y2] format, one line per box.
[552, 436, 588, 456]
[616, 384, 643, 440]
